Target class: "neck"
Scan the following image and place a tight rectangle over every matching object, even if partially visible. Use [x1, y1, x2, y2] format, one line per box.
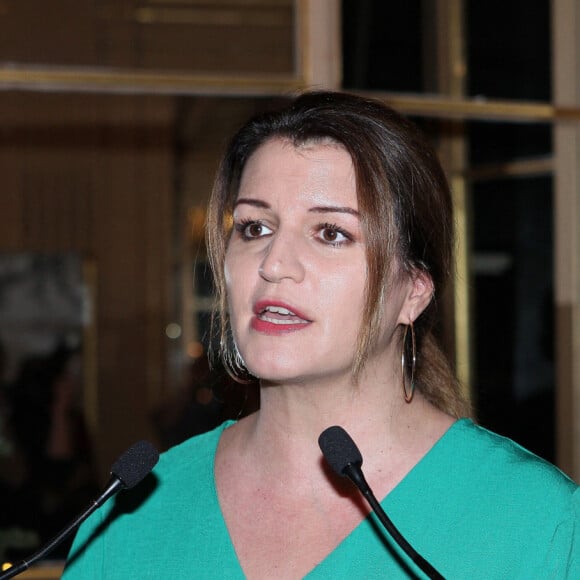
[238, 367, 420, 475]
[220, 372, 454, 503]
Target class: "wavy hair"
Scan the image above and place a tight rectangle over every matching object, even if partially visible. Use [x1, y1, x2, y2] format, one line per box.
[206, 91, 471, 418]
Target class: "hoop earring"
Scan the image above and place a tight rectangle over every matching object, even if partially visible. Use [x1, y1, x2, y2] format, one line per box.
[401, 322, 416, 403]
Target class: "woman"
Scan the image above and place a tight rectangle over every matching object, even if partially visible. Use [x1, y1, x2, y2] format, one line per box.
[63, 91, 578, 579]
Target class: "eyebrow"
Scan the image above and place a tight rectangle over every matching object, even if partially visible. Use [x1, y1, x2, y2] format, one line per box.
[234, 198, 269, 209]
[309, 205, 360, 217]
[234, 197, 360, 217]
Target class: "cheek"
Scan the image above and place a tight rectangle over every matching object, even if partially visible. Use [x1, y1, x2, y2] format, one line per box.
[224, 242, 255, 289]
[224, 255, 242, 318]
[224, 246, 244, 293]
[318, 264, 367, 322]
[224, 250, 256, 330]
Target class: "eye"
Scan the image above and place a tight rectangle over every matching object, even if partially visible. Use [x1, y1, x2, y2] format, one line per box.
[317, 223, 352, 246]
[235, 219, 273, 240]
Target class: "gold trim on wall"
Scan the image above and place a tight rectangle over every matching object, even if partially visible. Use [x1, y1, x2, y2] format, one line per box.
[363, 91, 580, 123]
[3, 65, 580, 123]
[0, 67, 304, 96]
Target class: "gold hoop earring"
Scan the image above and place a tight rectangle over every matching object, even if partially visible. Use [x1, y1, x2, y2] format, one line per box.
[401, 322, 416, 403]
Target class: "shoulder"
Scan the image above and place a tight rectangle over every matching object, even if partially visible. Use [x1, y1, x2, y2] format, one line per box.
[64, 421, 238, 578]
[439, 419, 578, 528]
[452, 419, 576, 491]
[153, 420, 234, 482]
[95, 421, 233, 519]
[405, 419, 579, 576]
[121, 420, 235, 513]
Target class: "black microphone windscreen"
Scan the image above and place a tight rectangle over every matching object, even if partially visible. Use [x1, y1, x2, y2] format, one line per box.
[111, 440, 159, 489]
[318, 425, 363, 477]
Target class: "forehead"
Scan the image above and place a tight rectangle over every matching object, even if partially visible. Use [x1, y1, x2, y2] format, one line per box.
[238, 138, 357, 206]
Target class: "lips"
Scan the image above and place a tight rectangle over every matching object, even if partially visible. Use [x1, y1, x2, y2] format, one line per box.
[251, 300, 311, 334]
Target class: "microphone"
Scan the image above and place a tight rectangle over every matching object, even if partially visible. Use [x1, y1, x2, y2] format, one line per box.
[318, 426, 445, 580]
[0, 440, 159, 580]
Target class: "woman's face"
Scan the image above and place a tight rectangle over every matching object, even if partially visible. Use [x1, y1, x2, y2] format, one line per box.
[224, 138, 410, 384]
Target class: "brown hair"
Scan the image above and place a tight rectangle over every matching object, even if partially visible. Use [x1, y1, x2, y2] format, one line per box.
[207, 90, 470, 418]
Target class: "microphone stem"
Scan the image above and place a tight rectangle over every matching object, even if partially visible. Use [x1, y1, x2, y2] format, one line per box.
[344, 464, 445, 580]
[0, 477, 123, 580]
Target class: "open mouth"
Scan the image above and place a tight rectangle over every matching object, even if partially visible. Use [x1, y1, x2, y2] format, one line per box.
[258, 305, 310, 326]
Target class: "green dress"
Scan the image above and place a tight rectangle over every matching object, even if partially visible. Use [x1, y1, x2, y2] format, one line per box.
[63, 419, 578, 579]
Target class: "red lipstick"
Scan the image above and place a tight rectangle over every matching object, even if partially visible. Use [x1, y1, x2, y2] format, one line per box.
[251, 300, 312, 335]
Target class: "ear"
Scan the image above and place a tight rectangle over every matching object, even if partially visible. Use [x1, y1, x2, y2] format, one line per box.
[397, 269, 434, 324]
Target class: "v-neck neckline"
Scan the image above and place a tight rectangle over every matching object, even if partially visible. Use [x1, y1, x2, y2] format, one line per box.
[208, 418, 470, 578]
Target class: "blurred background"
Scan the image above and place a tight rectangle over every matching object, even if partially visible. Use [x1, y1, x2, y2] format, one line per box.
[0, 0, 579, 574]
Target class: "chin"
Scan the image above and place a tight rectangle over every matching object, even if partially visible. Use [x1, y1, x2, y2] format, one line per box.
[246, 361, 302, 383]
[239, 341, 300, 374]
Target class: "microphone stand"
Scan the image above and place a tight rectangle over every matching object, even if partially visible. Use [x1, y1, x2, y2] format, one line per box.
[319, 426, 445, 579]
[1, 439, 159, 580]
[344, 463, 445, 580]
[0, 476, 123, 580]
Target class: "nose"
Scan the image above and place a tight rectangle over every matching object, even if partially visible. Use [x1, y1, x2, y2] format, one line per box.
[258, 233, 305, 284]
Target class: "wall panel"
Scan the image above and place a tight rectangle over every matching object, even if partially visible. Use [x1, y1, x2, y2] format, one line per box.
[0, 92, 174, 474]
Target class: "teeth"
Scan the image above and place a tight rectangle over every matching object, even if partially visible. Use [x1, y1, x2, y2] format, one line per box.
[258, 304, 308, 325]
[264, 305, 295, 315]
[261, 316, 307, 325]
